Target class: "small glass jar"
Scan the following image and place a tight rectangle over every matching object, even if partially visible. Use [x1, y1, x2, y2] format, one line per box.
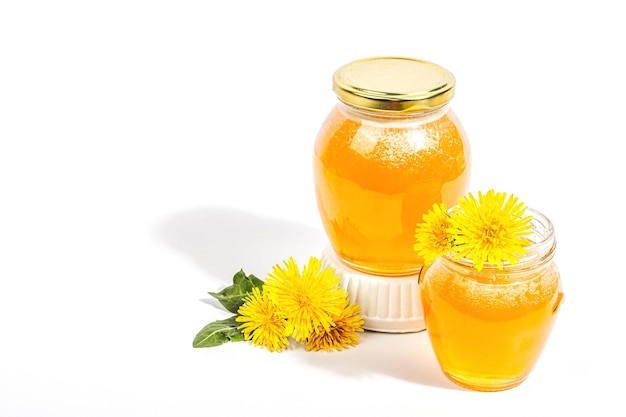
[419, 208, 565, 391]
[314, 57, 471, 276]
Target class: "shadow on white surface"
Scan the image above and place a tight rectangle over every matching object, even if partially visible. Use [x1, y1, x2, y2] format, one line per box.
[298, 330, 461, 390]
[155, 205, 457, 390]
[155, 205, 327, 284]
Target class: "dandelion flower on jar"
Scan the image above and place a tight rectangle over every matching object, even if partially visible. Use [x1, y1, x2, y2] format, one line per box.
[450, 190, 533, 271]
[414, 202, 454, 265]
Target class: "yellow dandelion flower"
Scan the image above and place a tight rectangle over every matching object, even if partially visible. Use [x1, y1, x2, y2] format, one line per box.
[305, 303, 364, 352]
[414, 202, 454, 265]
[450, 190, 533, 271]
[236, 287, 289, 352]
[264, 257, 347, 343]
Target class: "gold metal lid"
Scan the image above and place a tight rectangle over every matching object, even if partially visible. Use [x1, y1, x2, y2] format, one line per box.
[332, 56, 456, 112]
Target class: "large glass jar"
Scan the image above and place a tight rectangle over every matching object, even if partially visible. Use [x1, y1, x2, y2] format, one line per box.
[419, 208, 564, 391]
[314, 57, 471, 276]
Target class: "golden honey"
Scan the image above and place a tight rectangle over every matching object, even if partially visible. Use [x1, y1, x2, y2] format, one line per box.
[313, 57, 471, 275]
[419, 209, 564, 391]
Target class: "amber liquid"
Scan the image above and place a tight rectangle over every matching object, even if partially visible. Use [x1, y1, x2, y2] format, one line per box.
[420, 260, 563, 391]
[313, 104, 471, 275]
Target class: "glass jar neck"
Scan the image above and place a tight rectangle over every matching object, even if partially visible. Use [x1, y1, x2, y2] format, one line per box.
[337, 101, 450, 125]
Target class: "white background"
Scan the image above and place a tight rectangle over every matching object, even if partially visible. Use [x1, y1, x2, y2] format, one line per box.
[1, 1, 623, 416]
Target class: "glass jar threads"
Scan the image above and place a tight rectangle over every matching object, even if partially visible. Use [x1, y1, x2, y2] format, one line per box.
[314, 57, 471, 276]
[419, 208, 564, 391]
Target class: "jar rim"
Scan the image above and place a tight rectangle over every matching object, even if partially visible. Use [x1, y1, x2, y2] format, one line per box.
[442, 207, 557, 272]
[332, 56, 456, 112]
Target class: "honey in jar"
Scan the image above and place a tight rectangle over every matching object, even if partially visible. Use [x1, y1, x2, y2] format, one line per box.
[419, 208, 564, 391]
[314, 56, 471, 276]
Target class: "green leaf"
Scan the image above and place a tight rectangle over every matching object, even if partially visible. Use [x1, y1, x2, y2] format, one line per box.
[192, 316, 245, 348]
[208, 269, 265, 314]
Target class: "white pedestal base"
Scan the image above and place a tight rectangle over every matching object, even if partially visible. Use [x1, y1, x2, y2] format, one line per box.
[321, 245, 425, 333]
